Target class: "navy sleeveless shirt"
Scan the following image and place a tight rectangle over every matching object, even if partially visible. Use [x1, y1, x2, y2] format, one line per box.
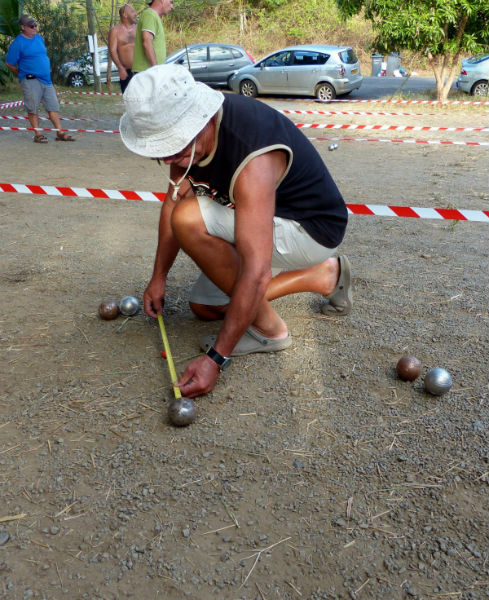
[188, 93, 347, 248]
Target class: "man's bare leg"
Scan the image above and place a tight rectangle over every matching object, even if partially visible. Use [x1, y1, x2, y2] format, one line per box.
[190, 256, 341, 320]
[172, 198, 288, 338]
[27, 113, 41, 138]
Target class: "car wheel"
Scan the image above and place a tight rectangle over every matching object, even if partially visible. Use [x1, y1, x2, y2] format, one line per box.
[68, 72, 85, 88]
[471, 80, 488, 96]
[239, 79, 258, 97]
[315, 82, 336, 101]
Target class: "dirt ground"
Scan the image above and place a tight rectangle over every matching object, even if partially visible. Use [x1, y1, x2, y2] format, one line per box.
[1, 91, 489, 600]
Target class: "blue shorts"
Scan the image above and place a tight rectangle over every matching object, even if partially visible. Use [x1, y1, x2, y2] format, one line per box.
[21, 78, 59, 113]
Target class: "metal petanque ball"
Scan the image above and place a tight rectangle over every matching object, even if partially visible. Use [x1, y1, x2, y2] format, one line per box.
[396, 355, 422, 381]
[119, 295, 140, 316]
[328, 143, 339, 151]
[168, 397, 197, 427]
[424, 367, 453, 396]
[98, 300, 120, 320]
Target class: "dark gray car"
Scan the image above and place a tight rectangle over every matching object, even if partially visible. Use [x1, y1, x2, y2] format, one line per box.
[229, 44, 362, 100]
[165, 43, 254, 88]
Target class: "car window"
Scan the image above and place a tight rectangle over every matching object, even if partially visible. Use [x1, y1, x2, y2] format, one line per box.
[231, 48, 244, 59]
[467, 54, 489, 65]
[99, 48, 108, 61]
[339, 48, 358, 64]
[209, 46, 234, 61]
[262, 51, 292, 68]
[292, 51, 329, 66]
[180, 46, 207, 63]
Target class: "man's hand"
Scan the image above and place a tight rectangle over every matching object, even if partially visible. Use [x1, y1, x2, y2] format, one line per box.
[176, 355, 220, 398]
[143, 276, 166, 318]
[5, 62, 18, 77]
[118, 65, 128, 80]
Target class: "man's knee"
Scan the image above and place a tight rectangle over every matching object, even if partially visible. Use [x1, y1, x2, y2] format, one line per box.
[171, 197, 205, 240]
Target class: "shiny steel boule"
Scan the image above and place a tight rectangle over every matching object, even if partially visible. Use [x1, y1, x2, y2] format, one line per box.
[328, 143, 338, 151]
[424, 367, 453, 396]
[168, 397, 197, 427]
[119, 295, 139, 316]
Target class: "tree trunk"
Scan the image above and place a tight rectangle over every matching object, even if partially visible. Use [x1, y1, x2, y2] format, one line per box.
[428, 14, 468, 101]
[86, 0, 101, 92]
[428, 50, 464, 102]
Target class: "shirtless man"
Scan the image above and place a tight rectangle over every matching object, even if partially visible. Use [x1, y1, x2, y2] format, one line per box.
[108, 3, 137, 93]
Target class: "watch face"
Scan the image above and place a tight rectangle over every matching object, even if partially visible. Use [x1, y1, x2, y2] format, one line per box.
[220, 357, 232, 371]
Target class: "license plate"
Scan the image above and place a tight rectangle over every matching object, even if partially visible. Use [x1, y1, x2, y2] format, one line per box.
[351, 68, 358, 74]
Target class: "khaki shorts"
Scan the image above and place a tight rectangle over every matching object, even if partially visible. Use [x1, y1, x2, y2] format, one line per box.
[189, 196, 337, 306]
[21, 78, 59, 113]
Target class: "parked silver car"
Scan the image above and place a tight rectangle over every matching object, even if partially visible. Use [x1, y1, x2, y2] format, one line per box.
[58, 46, 118, 87]
[456, 54, 489, 96]
[166, 43, 254, 88]
[229, 44, 362, 100]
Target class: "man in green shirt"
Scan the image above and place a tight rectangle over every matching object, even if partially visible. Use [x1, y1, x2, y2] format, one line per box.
[132, 0, 173, 73]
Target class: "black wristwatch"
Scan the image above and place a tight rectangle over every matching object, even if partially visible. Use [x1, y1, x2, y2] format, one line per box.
[206, 346, 232, 371]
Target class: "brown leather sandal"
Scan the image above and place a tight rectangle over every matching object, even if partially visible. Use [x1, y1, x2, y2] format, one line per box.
[56, 133, 75, 142]
[33, 134, 48, 143]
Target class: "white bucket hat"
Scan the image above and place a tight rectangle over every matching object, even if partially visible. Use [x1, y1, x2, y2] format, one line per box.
[120, 64, 224, 158]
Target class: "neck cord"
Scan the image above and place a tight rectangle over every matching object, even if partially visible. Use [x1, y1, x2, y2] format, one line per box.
[159, 138, 197, 201]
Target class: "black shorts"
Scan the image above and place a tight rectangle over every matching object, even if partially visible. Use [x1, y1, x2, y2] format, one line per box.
[119, 69, 133, 94]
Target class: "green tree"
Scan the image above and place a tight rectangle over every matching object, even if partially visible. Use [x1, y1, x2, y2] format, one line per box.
[0, 0, 20, 85]
[336, 0, 489, 100]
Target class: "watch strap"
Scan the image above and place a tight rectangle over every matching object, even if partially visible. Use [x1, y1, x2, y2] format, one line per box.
[206, 346, 232, 371]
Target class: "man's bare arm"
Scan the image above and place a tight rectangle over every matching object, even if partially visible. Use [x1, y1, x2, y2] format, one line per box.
[141, 31, 157, 66]
[108, 27, 127, 77]
[212, 150, 287, 358]
[143, 167, 194, 317]
[5, 62, 18, 77]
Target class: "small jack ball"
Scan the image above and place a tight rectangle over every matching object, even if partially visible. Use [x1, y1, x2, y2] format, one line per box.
[99, 300, 120, 320]
[424, 367, 453, 396]
[168, 397, 197, 427]
[396, 355, 422, 381]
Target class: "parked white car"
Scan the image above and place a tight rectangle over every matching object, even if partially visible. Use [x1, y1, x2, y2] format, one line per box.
[58, 47, 118, 87]
[229, 44, 363, 100]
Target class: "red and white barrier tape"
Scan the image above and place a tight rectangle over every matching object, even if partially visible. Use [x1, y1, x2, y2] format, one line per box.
[0, 100, 24, 110]
[1, 182, 488, 222]
[308, 135, 489, 147]
[70, 90, 122, 96]
[1, 114, 112, 124]
[3, 124, 489, 146]
[60, 100, 93, 105]
[318, 98, 489, 106]
[1, 98, 101, 108]
[347, 203, 489, 222]
[0, 125, 118, 134]
[280, 108, 447, 117]
[0, 182, 166, 202]
[297, 122, 489, 133]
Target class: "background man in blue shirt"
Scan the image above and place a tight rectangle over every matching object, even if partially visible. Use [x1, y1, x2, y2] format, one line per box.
[5, 14, 75, 143]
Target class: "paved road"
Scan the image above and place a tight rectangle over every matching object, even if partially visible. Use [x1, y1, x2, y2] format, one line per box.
[348, 75, 445, 100]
